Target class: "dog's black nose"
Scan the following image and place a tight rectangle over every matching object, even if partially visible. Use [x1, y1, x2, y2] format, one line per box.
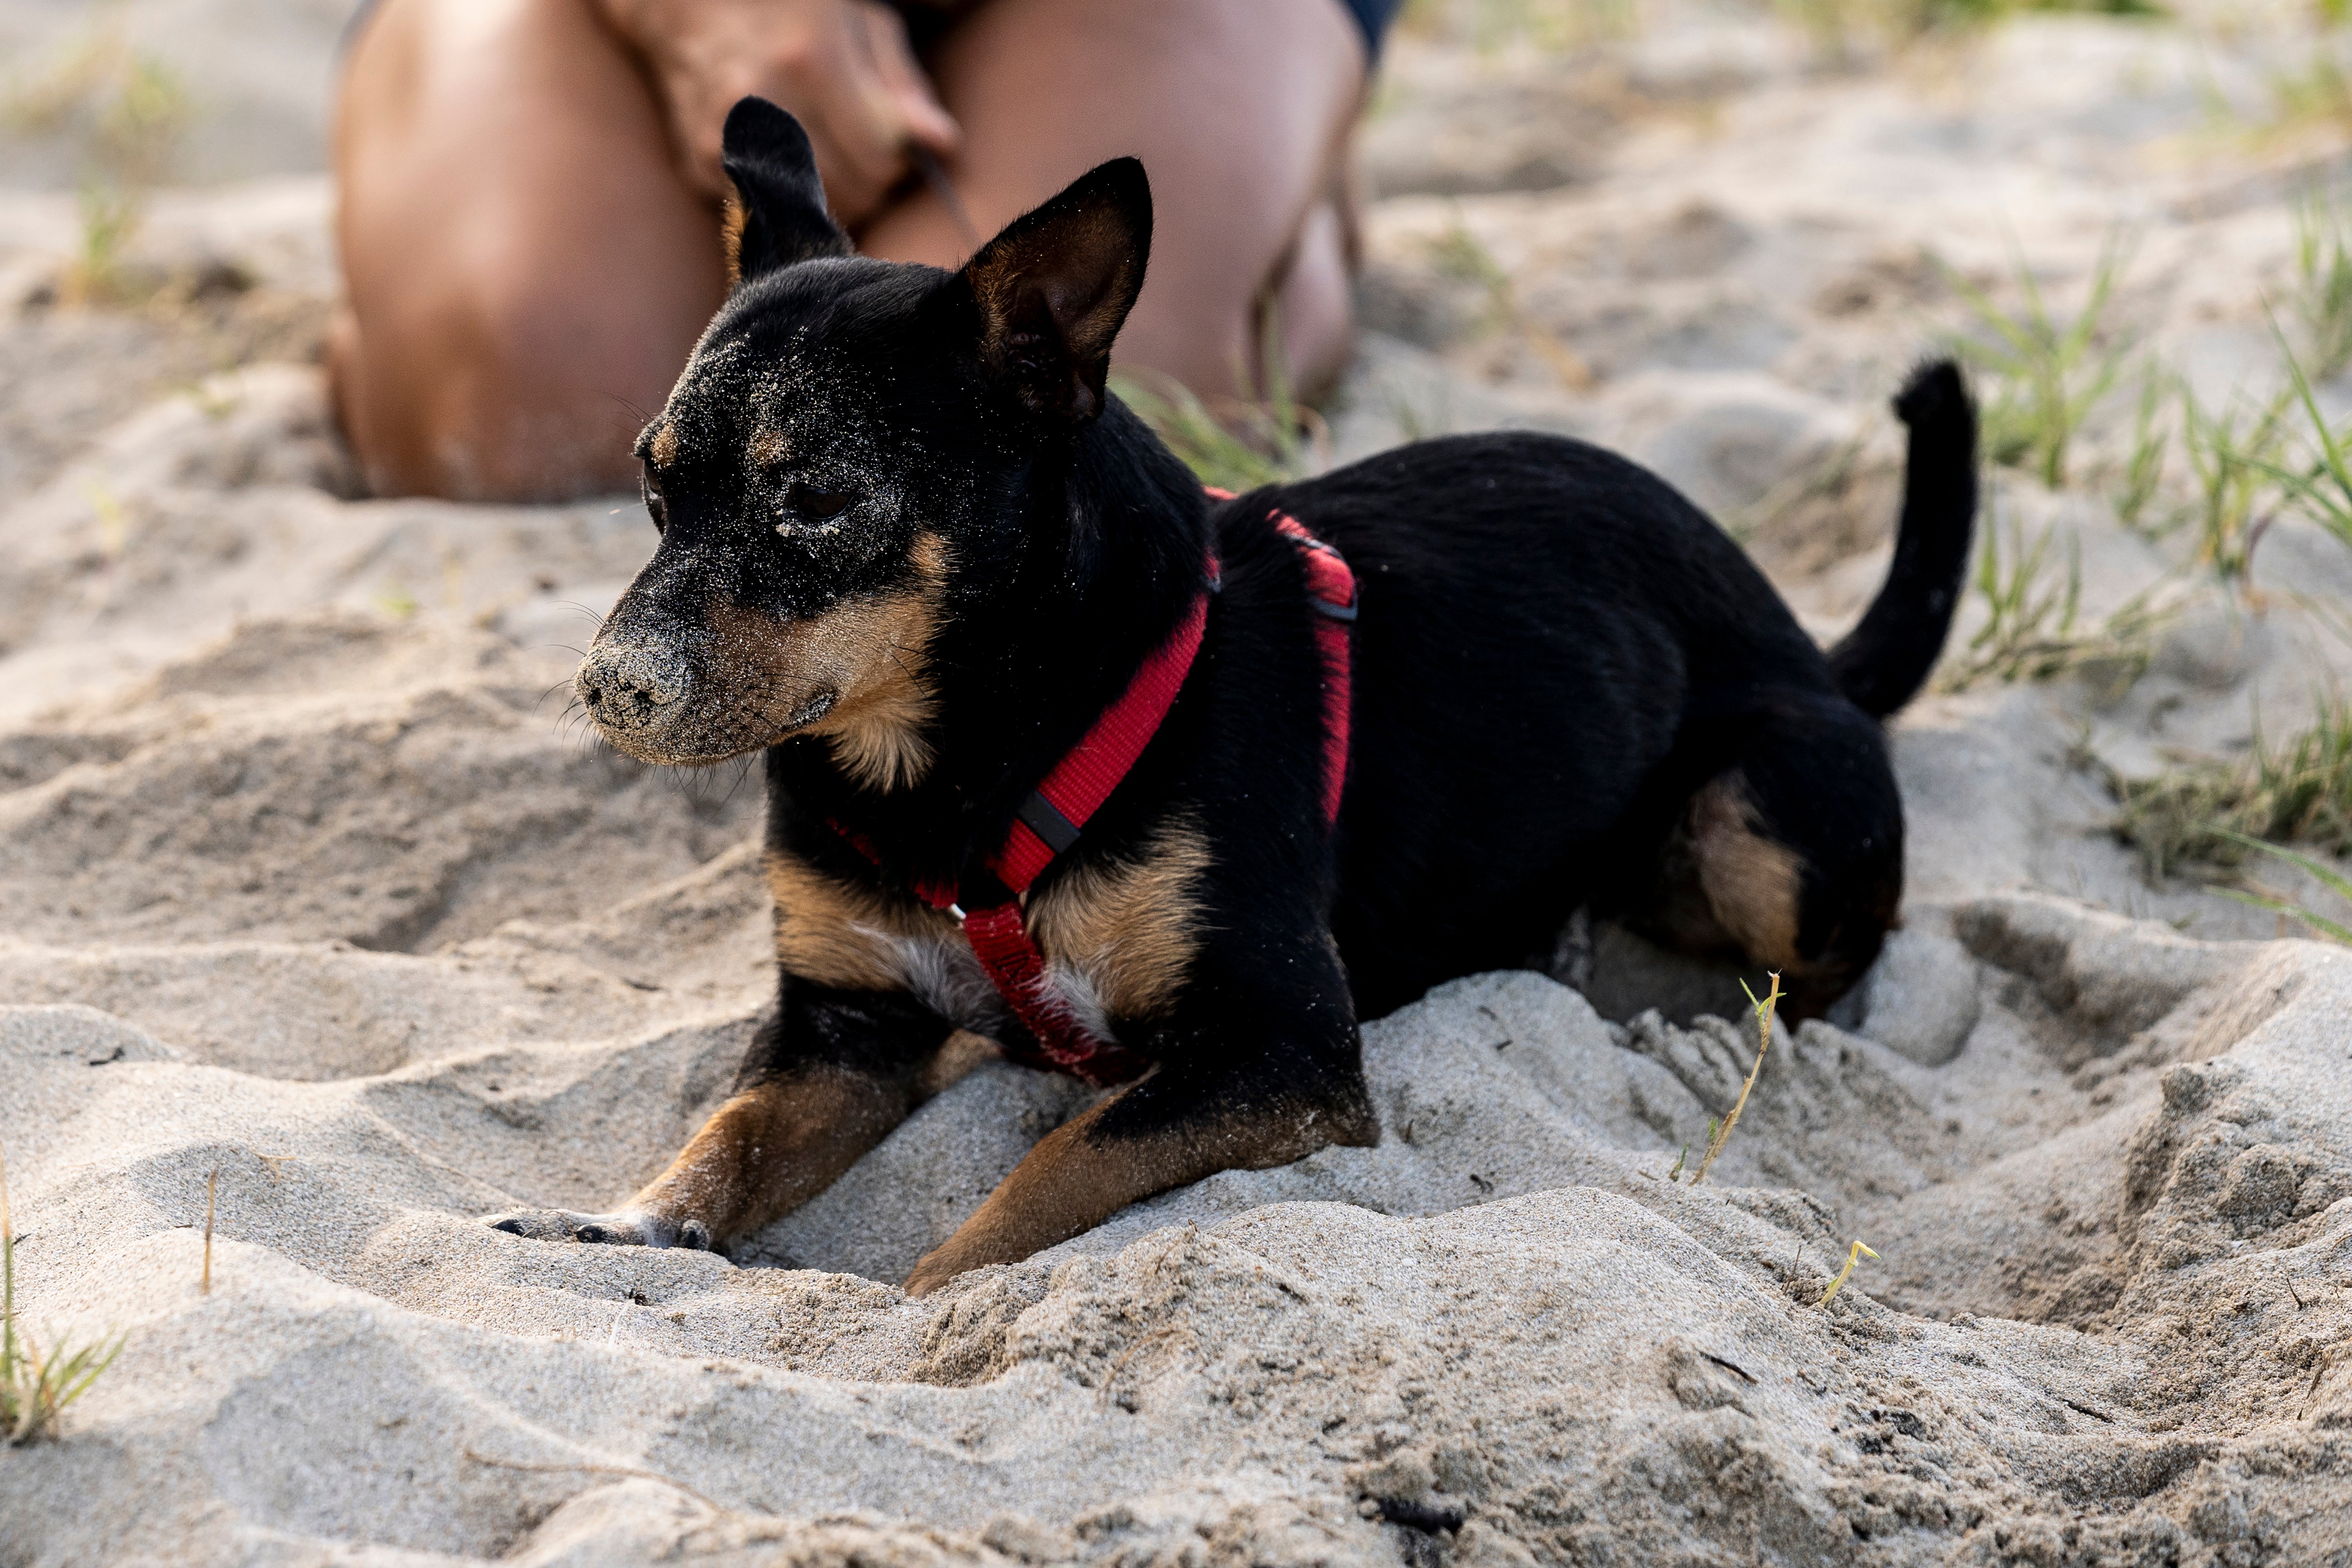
[575, 640, 691, 735]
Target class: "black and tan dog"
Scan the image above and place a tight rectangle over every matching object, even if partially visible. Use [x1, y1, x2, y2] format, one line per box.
[483, 99, 1976, 1292]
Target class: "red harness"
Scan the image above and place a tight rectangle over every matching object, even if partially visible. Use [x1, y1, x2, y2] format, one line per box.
[833, 498, 1356, 1087]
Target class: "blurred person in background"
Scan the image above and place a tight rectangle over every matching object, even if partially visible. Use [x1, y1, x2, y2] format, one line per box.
[329, 0, 1397, 501]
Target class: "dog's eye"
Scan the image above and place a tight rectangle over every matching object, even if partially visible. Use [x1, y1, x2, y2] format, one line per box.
[782, 482, 855, 526]
[641, 472, 668, 534]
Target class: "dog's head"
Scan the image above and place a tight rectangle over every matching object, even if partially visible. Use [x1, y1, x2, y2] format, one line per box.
[576, 98, 1153, 786]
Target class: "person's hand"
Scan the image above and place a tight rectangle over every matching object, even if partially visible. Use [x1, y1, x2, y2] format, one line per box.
[594, 0, 960, 227]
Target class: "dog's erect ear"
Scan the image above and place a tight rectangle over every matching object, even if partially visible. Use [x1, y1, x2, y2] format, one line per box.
[962, 158, 1151, 424]
[720, 97, 853, 284]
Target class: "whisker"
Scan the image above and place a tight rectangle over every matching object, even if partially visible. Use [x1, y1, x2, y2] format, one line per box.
[715, 753, 760, 811]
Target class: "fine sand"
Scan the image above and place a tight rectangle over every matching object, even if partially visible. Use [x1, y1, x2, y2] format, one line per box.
[5, 5, 2352, 1564]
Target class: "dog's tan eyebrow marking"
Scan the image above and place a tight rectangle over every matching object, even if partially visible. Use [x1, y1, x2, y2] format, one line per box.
[647, 423, 680, 468]
[747, 427, 789, 468]
[909, 531, 950, 580]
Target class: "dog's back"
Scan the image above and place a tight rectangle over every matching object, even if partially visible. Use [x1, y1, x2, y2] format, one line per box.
[1243, 361, 1976, 1016]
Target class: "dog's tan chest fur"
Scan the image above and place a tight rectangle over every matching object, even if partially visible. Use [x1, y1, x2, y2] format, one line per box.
[1025, 817, 1210, 1023]
[764, 816, 1210, 1038]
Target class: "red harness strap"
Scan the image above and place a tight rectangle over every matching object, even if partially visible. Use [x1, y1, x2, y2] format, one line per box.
[834, 502, 1354, 1087]
[1271, 514, 1358, 823]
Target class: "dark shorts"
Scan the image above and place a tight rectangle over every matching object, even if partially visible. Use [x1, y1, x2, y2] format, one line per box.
[1338, 0, 1404, 56]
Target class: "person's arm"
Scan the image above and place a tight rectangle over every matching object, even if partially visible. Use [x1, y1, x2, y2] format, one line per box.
[592, 0, 960, 225]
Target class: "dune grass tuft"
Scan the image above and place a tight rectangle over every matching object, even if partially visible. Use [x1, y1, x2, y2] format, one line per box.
[2112, 365, 2173, 532]
[1, 25, 188, 183]
[2213, 829, 2352, 943]
[1429, 219, 1596, 392]
[2253, 316, 2352, 561]
[2177, 382, 2291, 582]
[2261, 40, 2352, 148]
[1946, 242, 2132, 492]
[1936, 504, 2170, 693]
[2295, 187, 2352, 381]
[1111, 372, 1313, 493]
[2108, 695, 2352, 877]
[4, 24, 189, 307]
[1110, 301, 1325, 493]
[2, 1145, 125, 1445]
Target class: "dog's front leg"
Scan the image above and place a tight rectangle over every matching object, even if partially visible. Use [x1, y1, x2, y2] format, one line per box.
[901, 941, 1376, 1294]
[483, 978, 962, 1251]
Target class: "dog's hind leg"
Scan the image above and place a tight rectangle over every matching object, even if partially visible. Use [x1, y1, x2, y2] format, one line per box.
[482, 980, 971, 1251]
[1628, 695, 1905, 1021]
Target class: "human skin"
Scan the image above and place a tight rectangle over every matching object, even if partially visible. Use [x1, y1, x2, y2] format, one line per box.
[328, 0, 1366, 500]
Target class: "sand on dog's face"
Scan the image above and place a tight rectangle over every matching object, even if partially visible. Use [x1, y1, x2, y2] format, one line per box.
[8, 3, 2352, 1563]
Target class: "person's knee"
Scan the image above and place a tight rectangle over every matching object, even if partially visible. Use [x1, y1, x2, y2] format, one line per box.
[332, 0, 719, 500]
[336, 267, 662, 501]
[1114, 194, 1355, 406]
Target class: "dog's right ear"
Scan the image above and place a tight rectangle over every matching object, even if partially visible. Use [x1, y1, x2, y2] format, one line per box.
[960, 157, 1152, 425]
[719, 97, 853, 284]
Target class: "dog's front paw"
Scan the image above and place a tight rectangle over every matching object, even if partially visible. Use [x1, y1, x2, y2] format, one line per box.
[480, 1208, 712, 1250]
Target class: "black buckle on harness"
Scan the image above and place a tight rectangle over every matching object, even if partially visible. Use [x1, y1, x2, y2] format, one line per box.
[1016, 790, 1082, 855]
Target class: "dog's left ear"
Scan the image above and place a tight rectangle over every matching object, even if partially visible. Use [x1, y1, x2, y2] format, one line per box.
[962, 158, 1151, 424]
[720, 97, 853, 283]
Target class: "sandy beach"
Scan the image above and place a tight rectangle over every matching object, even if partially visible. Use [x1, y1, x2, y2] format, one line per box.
[5, 2, 2352, 1561]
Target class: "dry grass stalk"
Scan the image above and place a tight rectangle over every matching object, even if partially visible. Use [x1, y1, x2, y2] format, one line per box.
[201, 1168, 216, 1295]
[1818, 1239, 1881, 1308]
[1687, 971, 1781, 1185]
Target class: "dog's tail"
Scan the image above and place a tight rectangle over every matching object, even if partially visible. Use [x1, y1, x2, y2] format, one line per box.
[1825, 359, 1978, 720]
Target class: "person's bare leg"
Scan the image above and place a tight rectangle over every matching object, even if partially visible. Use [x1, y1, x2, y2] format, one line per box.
[861, 0, 1366, 403]
[331, 0, 725, 500]
[1265, 191, 1356, 403]
[332, 0, 1363, 499]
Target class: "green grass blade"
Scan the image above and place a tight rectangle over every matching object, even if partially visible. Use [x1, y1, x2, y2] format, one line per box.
[2216, 828, 2352, 903]
[2216, 887, 2352, 944]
